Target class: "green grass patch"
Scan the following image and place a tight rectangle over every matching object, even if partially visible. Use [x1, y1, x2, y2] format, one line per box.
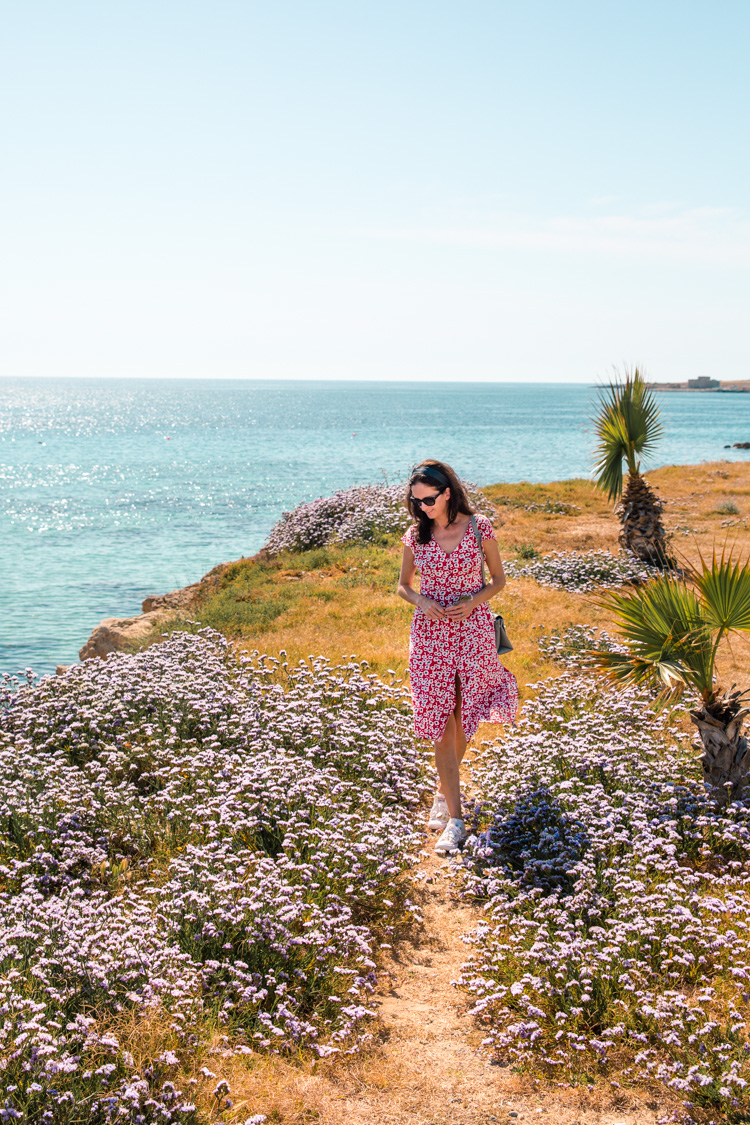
[131, 540, 405, 654]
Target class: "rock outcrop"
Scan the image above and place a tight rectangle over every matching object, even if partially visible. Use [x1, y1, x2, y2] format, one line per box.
[141, 582, 202, 613]
[77, 562, 233, 664]
[78, 609, 172, 661]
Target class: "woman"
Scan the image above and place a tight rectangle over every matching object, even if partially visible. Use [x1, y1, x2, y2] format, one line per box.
[397, 460, 518, 855]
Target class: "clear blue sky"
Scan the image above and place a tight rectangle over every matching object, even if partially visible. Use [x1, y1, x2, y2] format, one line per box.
[2, 1, 748, 381]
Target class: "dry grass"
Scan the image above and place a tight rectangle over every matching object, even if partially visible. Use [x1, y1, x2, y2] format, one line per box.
[87, 1005, 183, 1072]
[138, 460, 750, 694]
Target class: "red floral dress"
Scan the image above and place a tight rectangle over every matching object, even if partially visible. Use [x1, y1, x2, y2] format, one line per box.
[401, 513, 518, 741]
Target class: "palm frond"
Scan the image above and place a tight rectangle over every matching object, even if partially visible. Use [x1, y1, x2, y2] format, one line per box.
[592, 395, 631, 500]
[620, 368, 664, 460]
[592, 576, 714, 696]
[688, 546, 750, 637]
[592, 366, 663, 499]
[592, 648, 688, 711]
[593, 646, 688, 689]
[592, 423, 627, 500]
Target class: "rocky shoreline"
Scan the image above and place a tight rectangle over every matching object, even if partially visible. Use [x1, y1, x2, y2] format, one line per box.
[58, 559, 238, 673]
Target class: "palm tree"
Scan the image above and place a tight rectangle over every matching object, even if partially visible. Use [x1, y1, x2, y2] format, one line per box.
[592, 366, 671, 566]
[593, 549, 750, 803]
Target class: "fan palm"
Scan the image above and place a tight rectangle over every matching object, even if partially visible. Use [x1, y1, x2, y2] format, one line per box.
[594, 548, 750, 802]
[593, 366, 670, 566]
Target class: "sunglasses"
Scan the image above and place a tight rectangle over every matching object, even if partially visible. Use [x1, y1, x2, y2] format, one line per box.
[410, 490, 444, 507]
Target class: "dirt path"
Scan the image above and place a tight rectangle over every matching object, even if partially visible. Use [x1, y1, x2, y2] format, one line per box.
[354, 845, 659, 1125]
[250, 834, 665, 1125]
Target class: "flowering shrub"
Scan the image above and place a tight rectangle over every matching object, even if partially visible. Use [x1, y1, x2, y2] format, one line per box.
[264, 480, 496, 555]
[504, 549, 657, 592]
[537, 623, 627, 667]
[457, 670, 750, 1123]
[495, 496, 581, 515]
[0, 628, 429, 1120]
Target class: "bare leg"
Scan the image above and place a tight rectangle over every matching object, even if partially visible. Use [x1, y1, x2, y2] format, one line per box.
[434, 714, 462, 820]
[436, 675, 465, 801]
[435, 676, 466, 818]
[455, 676, 467, 767]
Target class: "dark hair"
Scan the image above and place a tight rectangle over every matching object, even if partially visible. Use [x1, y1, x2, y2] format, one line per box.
[406, 459, 474, 545]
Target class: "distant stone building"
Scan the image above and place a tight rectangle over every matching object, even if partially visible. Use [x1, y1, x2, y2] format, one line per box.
[687, 376, 720, 389]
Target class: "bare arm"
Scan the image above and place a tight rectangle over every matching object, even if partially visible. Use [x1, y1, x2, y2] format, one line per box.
[475, 537, 507, 602]
[397, 545, 447, 621]
[444, 537, 506, 619]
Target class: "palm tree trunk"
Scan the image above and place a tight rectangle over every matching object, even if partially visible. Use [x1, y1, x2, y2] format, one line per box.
[616, 472, 670, 567]
[690, 687, 750, 803]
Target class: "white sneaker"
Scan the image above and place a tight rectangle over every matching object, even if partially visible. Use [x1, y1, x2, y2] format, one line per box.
[427, 794, 450, 830]
[435, 818, 467, 855]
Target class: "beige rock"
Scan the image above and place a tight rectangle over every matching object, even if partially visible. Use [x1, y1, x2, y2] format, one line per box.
[141, 582, 201, 613]
[79, 610, 168, 661]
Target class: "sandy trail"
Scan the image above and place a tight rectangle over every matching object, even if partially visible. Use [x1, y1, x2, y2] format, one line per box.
[295, 838, 662, 1125]
[228, 805, 672, 1124]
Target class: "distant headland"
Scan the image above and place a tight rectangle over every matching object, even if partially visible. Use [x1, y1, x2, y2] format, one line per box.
[648, 376, 750, 392]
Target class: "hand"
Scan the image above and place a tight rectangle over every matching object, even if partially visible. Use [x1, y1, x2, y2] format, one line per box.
[444, 596, 475, 621]
[418, 595, 447, 621]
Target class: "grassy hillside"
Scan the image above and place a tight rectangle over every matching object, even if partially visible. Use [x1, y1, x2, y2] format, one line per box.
[137, 460, 750, 697]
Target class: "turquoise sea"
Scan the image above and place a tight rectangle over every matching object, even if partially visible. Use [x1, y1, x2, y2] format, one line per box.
[2, 376, 749, 678]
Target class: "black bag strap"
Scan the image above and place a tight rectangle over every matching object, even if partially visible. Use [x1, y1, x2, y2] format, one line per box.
[469, 514, 487, 588]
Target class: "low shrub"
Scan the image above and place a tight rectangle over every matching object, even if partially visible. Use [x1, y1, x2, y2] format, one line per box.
[0, 628, 429, 1121]
[264, 480, 496, 555]
[457, 669, 750, 1124]
[495, 497, 581, 516]
[537, 623, 626, 667]
[504, 549, 657, 592]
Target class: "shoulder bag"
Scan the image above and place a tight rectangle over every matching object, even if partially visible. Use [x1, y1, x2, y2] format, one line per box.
[469, 515, 513, 655]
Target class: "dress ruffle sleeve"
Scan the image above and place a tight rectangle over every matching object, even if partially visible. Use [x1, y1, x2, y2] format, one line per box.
[474, 512, 496, 541]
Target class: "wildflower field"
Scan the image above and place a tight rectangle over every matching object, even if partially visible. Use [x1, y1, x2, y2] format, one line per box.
[0, 629, 428, 1122]
[457, 656, 750, 1124]
[6, 462, 750, 1124]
